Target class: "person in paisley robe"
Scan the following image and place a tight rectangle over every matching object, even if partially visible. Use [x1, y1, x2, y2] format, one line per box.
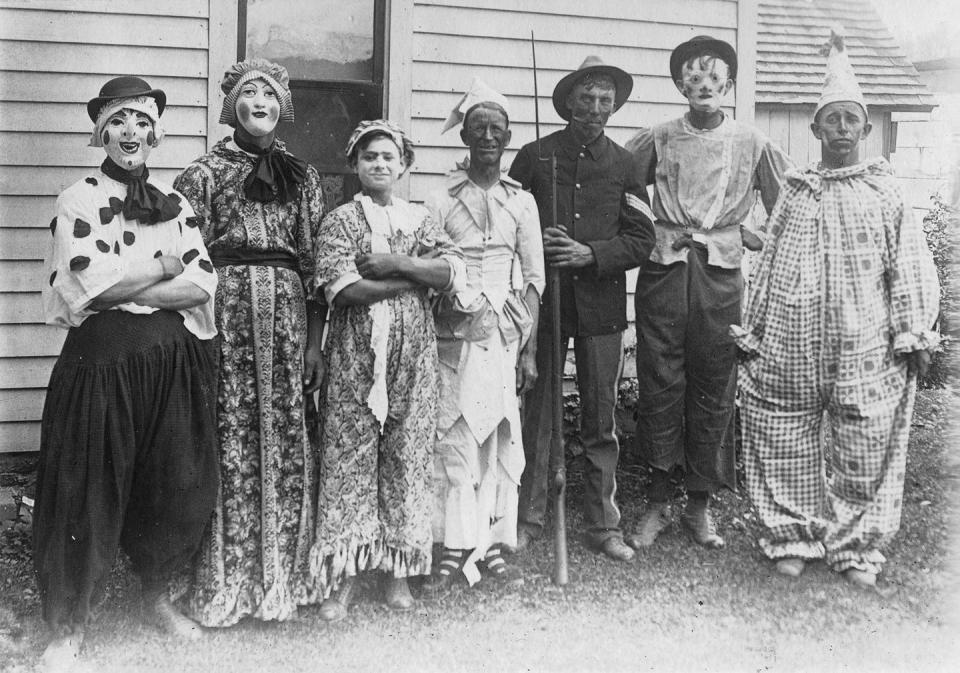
[310, 120, 465, 620]
[174, 58, 326, 626]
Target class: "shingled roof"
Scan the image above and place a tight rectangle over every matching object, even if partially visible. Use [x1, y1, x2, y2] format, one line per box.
[757, 0, 936, 111]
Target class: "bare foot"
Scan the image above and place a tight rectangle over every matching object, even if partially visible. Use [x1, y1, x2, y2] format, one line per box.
[39, 631, 83, 673]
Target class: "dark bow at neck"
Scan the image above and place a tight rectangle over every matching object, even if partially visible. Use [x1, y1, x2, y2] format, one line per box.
[233, 134, 307, 204]
[100, 158, 182, 225]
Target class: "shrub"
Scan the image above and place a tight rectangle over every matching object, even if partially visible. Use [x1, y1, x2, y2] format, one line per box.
[919, 191, 956, 388]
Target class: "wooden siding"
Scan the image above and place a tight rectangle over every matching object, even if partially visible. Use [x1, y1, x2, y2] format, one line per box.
[0, 0, 211, 452]
[406, 0, 741, 204]
[0, 0, 750, 452]
[754, 104, 890, 166]
[756, 0, 935, 111]
[404, 0, 742, 357]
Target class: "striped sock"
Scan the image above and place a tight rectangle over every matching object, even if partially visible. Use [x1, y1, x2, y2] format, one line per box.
[437, 548, 466, 576]
[482, 545, 508, 576]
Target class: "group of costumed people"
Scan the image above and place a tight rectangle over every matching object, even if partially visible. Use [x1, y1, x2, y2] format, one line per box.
[34, 26, 938, 672]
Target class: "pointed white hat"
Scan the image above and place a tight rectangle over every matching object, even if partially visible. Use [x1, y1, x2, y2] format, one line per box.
[441, 78, 510, 134]
[816, 26, 867, 118]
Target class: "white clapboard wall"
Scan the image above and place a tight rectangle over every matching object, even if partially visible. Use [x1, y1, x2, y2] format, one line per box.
[0, 0, 749, 452]
[403, 0, 744, 378]
[0, 0, 212, 452]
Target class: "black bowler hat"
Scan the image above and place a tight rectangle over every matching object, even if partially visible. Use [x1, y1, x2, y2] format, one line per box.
[669, 36, 738, 83]
[552, 56, 633, 121]
[86, 76, 166, 122]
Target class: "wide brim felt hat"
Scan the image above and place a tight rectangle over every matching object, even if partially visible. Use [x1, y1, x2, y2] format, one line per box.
[552, 56, 633, 121]
[669, 36, 738, 83]
[87, 76, 166, 122]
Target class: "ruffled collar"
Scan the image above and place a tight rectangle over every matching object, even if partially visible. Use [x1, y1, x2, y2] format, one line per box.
[787, 156, 892, 191]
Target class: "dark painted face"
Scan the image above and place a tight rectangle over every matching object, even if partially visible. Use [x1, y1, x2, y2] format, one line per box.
[460, 106, 511, 168]
[811, 101, 871, 168]
[565, 81, 616, 142]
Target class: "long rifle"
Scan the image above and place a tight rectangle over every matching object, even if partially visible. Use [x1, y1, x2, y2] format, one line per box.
[531, 31, 568, 587]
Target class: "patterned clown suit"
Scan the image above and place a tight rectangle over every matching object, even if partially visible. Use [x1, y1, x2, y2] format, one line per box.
[732, 158, 939, 574]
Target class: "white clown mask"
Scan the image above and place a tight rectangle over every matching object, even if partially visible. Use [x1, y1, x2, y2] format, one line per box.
[89, 95, 164, 171]
[101, 108, 156, 170]
[235, 78, 281, 138]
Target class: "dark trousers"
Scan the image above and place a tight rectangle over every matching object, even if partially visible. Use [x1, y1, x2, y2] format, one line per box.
[633, 245, 740, 494]
[33, 311, 219, 631]
[519, 330, 623, 546]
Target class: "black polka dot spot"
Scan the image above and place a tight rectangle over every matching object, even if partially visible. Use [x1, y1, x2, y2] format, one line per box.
[69, 256, 90, 271]
[49, 270, 57, 286]
[114, 242, 120, 255]
[109, 197, 124, 214]
[185, 216, 199, 228]
[85, 177, 98, 186]
[95, 239, 110, 253]
[178, 222, 182, 235]
[49, 217, 57, 235]
[182, 248, 200, 265]
[154, 250, 163, 258]
[73, 218, 91, 238]
[99, 206, 115, 225]
[123, 231, 136, 246]
[198, 259, 213, 273]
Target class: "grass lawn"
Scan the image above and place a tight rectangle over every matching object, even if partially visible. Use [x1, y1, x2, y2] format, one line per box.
[2, 389, 957, 673]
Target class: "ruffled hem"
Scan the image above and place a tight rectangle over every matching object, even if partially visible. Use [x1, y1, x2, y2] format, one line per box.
[759, 538, 826, 562]
[729, 324, 762, 355]
[309, 538, 432, 599]
[183, 577, 321, 628]
[892, 329, 941, 354]
[826, 548, 887, 575]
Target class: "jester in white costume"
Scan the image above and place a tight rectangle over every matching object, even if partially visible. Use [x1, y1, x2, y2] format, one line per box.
[423, 80, 544, 593]
[731, 29, 940, 587]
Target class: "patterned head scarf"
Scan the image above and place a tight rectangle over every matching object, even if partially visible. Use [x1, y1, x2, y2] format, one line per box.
[344, 119, 409, 162]
[219, 58, 295, 127]
[89, 96, 165, 148]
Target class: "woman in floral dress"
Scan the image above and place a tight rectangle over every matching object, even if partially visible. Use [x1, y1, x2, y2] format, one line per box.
[173, 58, 325, 626]
[310, 120, 464, 620]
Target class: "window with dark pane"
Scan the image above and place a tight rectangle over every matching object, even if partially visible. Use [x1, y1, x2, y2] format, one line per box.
[240, 0, 385, 207]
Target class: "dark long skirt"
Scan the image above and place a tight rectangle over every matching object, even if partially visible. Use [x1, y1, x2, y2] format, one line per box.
[33, 310, 219, 632]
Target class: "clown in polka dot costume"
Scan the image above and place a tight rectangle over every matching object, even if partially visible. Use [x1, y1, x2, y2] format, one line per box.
[34, 76, 220, 671]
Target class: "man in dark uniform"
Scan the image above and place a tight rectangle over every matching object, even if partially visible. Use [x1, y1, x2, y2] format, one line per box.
[509, 56, 655, 561]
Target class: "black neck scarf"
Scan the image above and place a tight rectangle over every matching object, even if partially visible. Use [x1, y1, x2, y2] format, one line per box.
[233, 134, 307, 204]
[100, 158, 182, 225]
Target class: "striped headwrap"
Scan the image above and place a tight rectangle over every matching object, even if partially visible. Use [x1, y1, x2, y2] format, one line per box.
[345, 119, 408, 162]
[219, 58, 295, 127]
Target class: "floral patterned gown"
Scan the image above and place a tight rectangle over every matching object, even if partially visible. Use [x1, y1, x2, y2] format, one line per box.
[173, 138, 324, 626]
[309, 197, 463, 594]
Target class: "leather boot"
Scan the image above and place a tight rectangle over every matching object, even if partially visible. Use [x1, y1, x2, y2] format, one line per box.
[318, 576, 357, 622]
[681, 498, 725, 549]
[626, 502, 673, 549]
[384, 577, 415, 611]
